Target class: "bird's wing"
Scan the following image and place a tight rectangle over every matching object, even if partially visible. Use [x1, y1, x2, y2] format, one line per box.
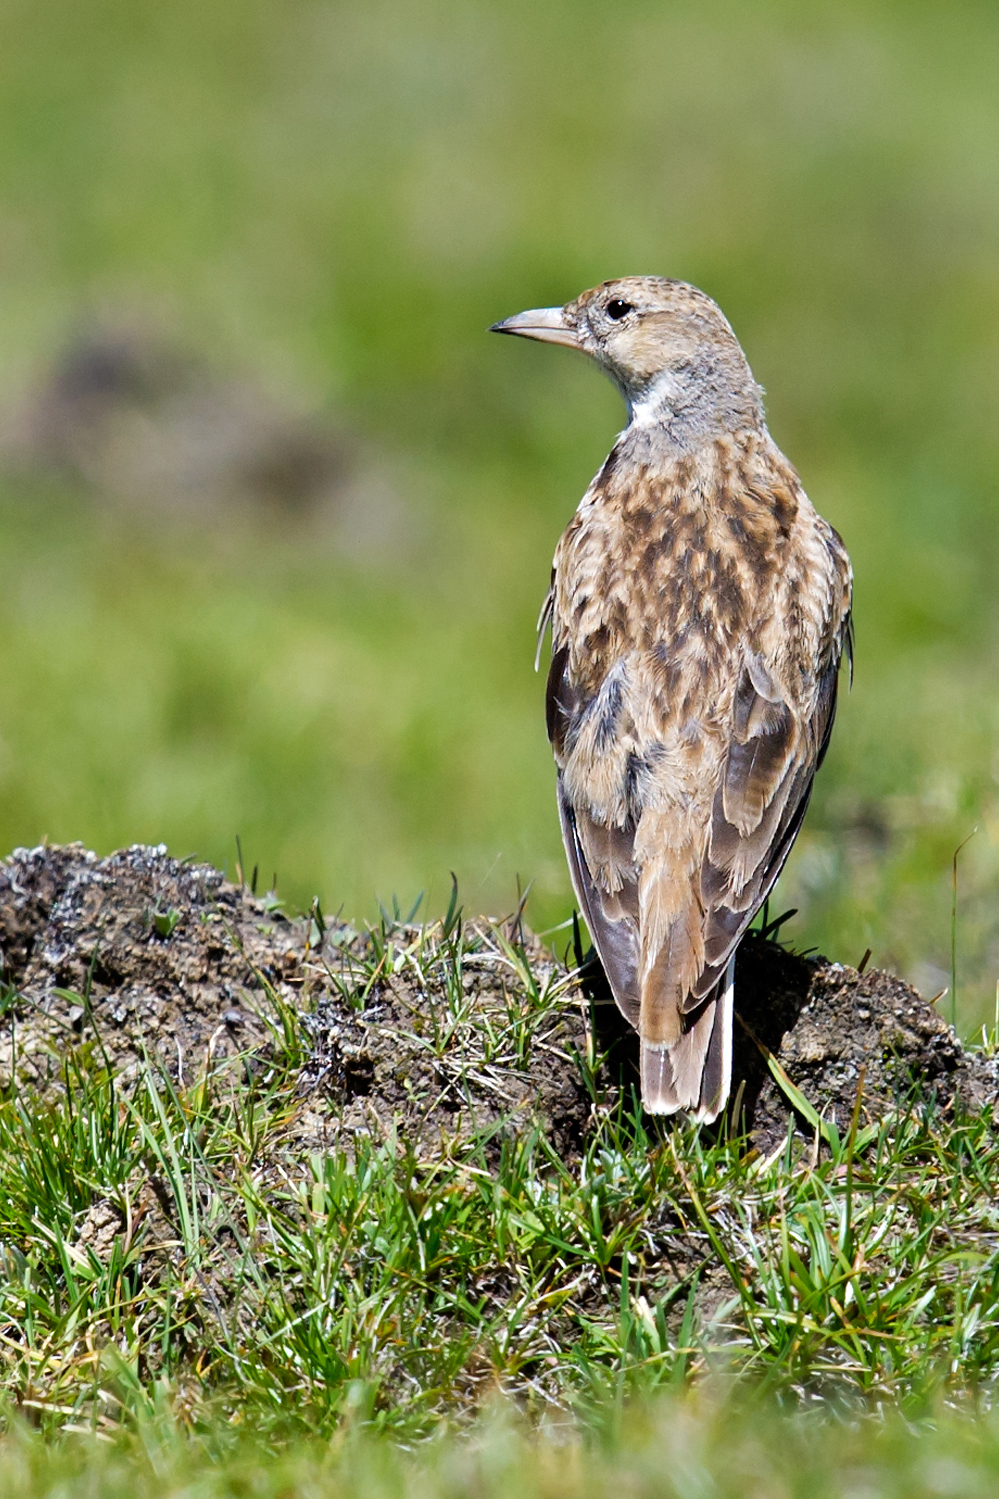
[632, 634, 845, 1121]
[691, 641, 844, 1007]
[547, 642, 642, 1024]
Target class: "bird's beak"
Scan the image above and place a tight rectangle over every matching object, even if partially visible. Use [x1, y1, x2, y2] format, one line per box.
[489, 306, 579, 348]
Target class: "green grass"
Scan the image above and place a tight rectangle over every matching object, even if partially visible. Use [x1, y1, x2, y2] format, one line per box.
[1, 909, 999, 1489]
[13, 1396, 999, 1499]
[0, 0, 998, 1023]
[2, 910, 999, 1443]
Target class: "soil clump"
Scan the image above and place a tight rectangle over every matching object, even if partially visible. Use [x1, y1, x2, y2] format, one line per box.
[0, 843, 993, 1154]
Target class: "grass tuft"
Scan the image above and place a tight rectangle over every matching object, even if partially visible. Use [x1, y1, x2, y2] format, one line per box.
[0, 907, 998, 1449]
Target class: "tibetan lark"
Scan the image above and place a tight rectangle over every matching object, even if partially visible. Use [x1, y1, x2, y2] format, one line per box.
[491, 278, 852, 1122]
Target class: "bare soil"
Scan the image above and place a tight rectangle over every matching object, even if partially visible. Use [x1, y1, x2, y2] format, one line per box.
[0, 843, 994, 1156]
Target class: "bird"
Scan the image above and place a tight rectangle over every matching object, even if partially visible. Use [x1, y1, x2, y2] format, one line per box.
[491, 278, 852, 1122]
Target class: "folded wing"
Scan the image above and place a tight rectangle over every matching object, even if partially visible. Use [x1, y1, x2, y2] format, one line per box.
[549, 630, 846, 1120]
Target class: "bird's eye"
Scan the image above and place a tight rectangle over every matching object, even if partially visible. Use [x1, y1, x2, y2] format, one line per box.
[605, 299, 634, 321]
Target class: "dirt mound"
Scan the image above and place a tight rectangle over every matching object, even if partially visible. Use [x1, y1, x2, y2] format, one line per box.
[0, 843, 303, 1093]
[0, 843, 993, 1151]
[723, 934, 997, 1153]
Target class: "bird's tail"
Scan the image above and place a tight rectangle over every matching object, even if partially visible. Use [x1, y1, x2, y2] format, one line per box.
[640, 955, 735, 1123]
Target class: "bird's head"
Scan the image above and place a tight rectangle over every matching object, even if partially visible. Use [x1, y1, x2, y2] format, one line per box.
[491, 277, 764, 443]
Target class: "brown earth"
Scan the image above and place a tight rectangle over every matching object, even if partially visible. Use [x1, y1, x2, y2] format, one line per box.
[0, 843, 994, 1158]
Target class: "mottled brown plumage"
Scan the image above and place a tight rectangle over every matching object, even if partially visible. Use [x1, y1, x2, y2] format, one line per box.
[492, 278, 852, 1121]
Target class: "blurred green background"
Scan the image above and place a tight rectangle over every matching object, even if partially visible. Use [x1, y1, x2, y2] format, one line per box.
[0, 0, 998, 1026]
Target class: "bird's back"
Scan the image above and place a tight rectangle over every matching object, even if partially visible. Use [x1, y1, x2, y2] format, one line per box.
[547, 426, 851, 1119]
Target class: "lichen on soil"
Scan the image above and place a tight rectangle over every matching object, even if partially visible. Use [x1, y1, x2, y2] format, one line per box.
[0, 843, 993, 1158]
